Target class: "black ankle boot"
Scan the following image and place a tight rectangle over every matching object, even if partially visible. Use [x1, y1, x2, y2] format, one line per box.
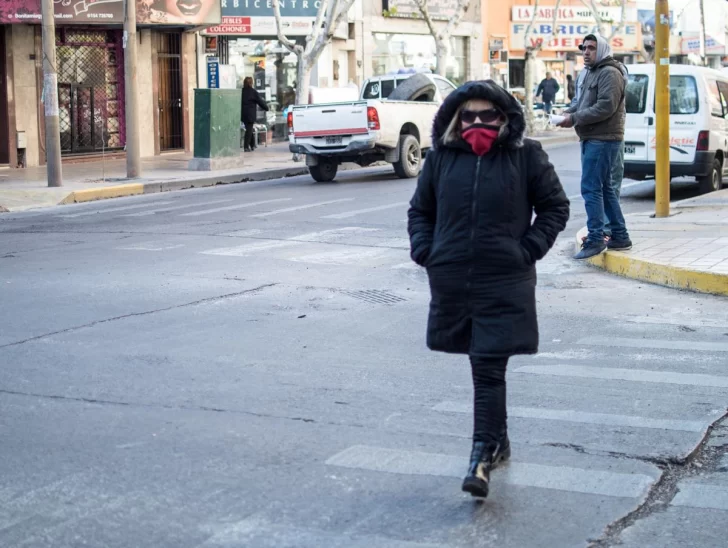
[493, 428, 511, 468]
[462, 441, 494, 498]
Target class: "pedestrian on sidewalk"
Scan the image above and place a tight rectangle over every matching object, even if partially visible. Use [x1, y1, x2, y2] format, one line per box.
[241, 77, 269, 153]
[407, 81, 570, 499]
[558, 34, 632, 259]
[536, 72, 560, 115]
[566, 74, 576, 103]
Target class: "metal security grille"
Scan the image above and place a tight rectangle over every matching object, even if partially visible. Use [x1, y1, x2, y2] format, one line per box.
[156, 32, 183, 151]
[56, 29, 125, 155]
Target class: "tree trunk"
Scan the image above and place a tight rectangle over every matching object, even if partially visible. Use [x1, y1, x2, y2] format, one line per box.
[296, 54, 313, 105]
[524, 49, 536, 135]
[435, 39, 449, 77]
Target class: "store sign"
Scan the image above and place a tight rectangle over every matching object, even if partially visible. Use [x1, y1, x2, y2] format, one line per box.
[511, 6, 636, 23]
[220, 0, 320, 17]
[489, 39, 504, 51]
[207, 57, 220, 88]
[206, 15, 313, 35]
[510, 23, 640, 52]
[680, 33, 726, 56]
[384, 0, 458, 21]
[0, 0, 221, 25]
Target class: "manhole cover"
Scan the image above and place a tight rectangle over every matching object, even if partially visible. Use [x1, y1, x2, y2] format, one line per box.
[340, 290, 406, 305]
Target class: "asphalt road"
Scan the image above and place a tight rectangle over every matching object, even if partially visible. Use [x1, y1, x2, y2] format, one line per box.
[1, 143, 727, 548]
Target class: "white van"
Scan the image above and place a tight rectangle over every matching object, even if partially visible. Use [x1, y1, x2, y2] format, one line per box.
[623, 64, 728, 193]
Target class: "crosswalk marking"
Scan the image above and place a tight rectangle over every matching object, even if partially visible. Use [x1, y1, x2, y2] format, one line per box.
[121, 199, 232, 217]
[116, 243, 185, 251]
[577, 336, 728, 353]
[515, 364, 728, 388]
[289, 248, 391, 266]
[178, 198, 291, 217]
[432, 402, 712, 433]
[322, 202, 410, 220]
[58, 201, 175, 218]
[326, 445, 654, 498]
[200, 227, 377, 257]
[249, 198, 355, 218]
[672, 483, 728, 511]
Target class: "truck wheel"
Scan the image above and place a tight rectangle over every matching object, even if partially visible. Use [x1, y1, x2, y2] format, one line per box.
[393, 135, 422, 178]
[309, 159, 338, 183]
[698, 158, 722, 193]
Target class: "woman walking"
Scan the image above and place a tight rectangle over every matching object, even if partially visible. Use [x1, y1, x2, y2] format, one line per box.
[407, 81, 569, 499]
[241, 77, 269, 152]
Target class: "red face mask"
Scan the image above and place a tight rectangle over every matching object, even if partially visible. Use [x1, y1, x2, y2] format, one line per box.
[462, 124, 500, 156]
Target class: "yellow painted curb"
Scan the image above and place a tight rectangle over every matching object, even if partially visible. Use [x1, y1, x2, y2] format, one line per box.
[59, 183, 144, 205]
[575, 230, 728, 297]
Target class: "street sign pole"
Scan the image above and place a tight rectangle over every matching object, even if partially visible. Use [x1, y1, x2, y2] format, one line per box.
[655, 0, 670, 218]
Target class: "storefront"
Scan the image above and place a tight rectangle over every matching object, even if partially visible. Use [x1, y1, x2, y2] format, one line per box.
[204, 1, 318, 141]
[0, 1, 221, 167]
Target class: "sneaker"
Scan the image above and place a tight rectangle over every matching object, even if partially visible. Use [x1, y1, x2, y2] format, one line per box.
[607, 238, 633, 251]
[574, 240, 607, 260]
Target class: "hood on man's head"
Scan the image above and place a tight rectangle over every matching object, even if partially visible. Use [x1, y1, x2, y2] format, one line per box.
[431, 80, 525, 149]
[579, 34, 613, 65]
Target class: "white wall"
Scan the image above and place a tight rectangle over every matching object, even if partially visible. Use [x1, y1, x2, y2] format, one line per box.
[11, 26, 40, 167]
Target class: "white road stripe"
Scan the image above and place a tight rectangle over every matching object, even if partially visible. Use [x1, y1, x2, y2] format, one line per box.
[58, 201, 175, 218]
[432, 402, 711, 433]
[200, 227, 377, 257]
[577, 336, 728, 353]
[178, 198, 291, 217]
[322, 202, 410, 219]
[515, 364, 728, 388]
[672, 483, 728, 511]
[250, 198, 354, 218]
[116, 243, 185, 251]
[121, 199, 232, 217]
[326, 445, 654, 498]
[289, 248, 391, 266]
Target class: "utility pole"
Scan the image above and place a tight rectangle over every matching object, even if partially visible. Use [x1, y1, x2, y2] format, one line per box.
[41, 0, 62, 187]
[124, 0, 141, 178]
[699, 0, 707, 66]
[654, 0, 670, 218]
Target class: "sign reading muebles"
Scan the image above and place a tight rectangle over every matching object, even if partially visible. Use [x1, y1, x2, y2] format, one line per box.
[0, 0, 222, 25]
[510, 23, 640, 52]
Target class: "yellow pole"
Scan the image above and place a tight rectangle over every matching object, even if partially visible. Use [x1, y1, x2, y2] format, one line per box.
[654, 0, 670, 217]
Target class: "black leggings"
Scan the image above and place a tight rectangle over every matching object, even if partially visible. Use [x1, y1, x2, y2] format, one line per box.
[469, 356, 509, 449]
[243, 122, 256, 150]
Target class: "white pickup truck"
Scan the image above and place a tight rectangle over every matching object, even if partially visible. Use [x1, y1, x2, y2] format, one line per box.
[287, 74, 455, 182]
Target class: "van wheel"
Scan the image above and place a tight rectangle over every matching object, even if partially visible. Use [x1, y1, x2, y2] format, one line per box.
[309, 159, 338, 183]
[393, 135, 422, 178]
[698, 158, 722, 193]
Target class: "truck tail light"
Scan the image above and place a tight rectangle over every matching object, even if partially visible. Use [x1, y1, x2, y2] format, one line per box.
[287, 111, 294, 135]
[697, 130, 709, 151]
[367, 107, 380, 130]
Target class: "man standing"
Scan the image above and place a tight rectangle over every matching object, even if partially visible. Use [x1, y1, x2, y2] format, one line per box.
[558, 34, 632, 259]
[536, 72, 560, 114]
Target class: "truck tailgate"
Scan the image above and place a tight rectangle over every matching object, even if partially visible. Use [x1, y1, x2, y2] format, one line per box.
[292, 102, 369, 139]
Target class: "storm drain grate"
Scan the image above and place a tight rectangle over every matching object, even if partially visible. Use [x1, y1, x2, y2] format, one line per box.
[340, 290, 407, 305]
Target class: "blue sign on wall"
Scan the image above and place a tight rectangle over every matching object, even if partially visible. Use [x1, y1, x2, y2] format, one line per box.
[207, 57, 220, 89]
[221, 0, 321, 18]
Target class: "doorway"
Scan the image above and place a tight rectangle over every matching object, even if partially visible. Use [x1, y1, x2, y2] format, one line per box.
[155, 32, 183, 151]
[0, 28, 9, 165]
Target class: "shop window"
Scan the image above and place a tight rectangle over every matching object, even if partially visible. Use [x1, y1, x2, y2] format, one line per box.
[509, 59, 525, 89]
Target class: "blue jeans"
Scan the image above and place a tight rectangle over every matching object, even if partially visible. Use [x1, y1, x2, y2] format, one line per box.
[543, 101, 553, 114]
[603, 143, 624, 236]
[581, 140, 629, 244]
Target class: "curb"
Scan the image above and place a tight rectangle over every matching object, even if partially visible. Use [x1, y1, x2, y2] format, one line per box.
[59, 183, 145, 204]
[575, 228, 728, 297]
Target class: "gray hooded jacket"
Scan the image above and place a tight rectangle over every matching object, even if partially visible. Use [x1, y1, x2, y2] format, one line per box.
[565, 35, 626, 142]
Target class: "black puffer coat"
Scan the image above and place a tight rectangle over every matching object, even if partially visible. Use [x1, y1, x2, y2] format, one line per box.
[408, 81, 570, 358]
[241, 87, 269, 125]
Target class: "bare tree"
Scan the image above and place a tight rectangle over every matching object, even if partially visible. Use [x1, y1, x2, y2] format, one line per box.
[273, 0, 355, 105]
[583, 0, 626, 40]
[523, 0, 563, 134]
[412, 0, 472, 78]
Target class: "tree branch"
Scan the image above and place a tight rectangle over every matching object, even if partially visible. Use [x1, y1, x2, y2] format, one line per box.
[523, 0, 541, 53]
[272, 0, 301, 54]
[414, 0, 441, 41]
[608, 0, 627, 40]
[444, 0, 472, 39]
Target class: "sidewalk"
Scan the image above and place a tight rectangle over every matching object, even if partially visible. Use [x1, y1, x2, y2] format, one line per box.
[576, 189, 728, 297]
[0, 131, 576, 213]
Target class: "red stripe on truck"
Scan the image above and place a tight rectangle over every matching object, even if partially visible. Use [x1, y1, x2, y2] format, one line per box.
[295, 128, 369, 137]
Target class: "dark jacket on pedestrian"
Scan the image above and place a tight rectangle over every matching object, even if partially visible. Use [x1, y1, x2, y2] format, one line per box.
[536, 78, 560, 103]
[564, 35, 626, 142]
[567, 77, 576, 101]
[407, 81, 570, 358]
[241, 86, 269, 125]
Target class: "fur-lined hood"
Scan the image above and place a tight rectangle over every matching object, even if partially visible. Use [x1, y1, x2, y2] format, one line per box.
[431, 80, 526, 150]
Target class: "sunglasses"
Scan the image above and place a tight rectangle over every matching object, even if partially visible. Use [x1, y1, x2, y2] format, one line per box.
[461, 108, 503, 124]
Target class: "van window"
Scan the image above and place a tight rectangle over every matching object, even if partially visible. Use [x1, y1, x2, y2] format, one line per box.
[626, 74, 649, 113]
[717, 81, 728, 115]
[363, 79, 396, 99]
[656, 75, 699, 115]
[706, 80, 724, 117]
